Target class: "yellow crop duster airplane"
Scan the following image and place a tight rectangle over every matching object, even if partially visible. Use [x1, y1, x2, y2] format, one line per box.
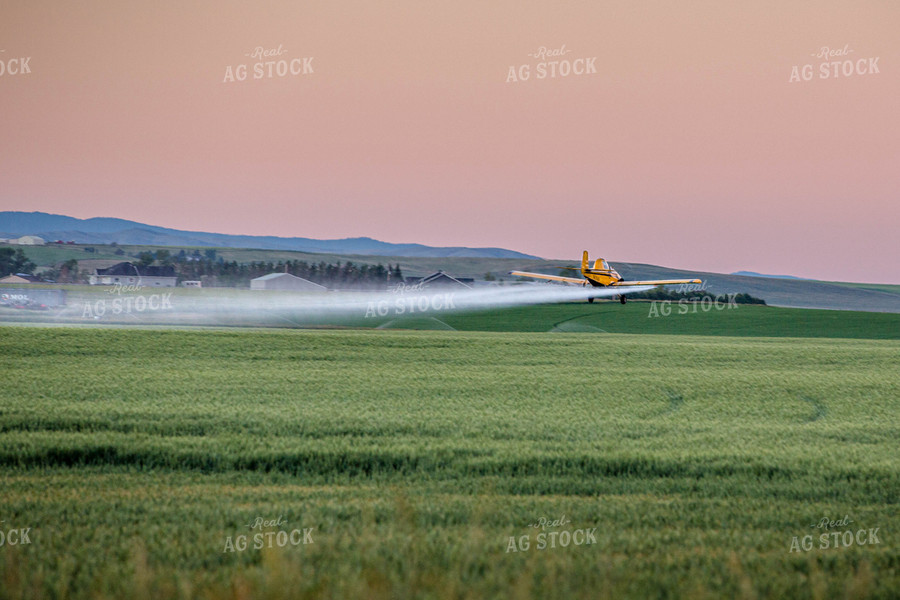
[510, 251, 702, 304]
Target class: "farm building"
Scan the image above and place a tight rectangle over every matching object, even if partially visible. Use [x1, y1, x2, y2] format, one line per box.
[405, 271, 473, 290]
[89, 262, 177, 287]
[250, 273, 327, 291]
[0, 274, 43, 284]
[14, 236, 46, 245]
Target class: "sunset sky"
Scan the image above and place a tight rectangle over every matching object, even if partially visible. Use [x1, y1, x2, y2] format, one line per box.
[2, 1, 898, 282]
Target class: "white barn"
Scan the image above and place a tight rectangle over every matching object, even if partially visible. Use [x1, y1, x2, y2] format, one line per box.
[250, 273, 327, 291]
[15, 236, 46, 245]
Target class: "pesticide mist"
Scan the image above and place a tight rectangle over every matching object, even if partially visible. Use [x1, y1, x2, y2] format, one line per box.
[38, 283, 655, 329]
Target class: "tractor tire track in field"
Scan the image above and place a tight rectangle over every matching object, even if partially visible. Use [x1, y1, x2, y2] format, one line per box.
[801, 396, 827, 423]
[549, 313, 609, 333]
[665, 389, 685, 415]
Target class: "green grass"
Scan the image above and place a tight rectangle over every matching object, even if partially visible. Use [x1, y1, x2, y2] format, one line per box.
[3, 287, 900, 339]
[0, 326, 898, 599]
[433, 301, 900, 338]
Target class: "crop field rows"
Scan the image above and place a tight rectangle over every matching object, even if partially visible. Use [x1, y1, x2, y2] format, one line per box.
[0, 326, 898, 599]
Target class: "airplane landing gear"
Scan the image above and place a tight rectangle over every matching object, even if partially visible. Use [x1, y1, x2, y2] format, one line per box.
[619, 295, 627, 304]
[588, 297, 594, 304]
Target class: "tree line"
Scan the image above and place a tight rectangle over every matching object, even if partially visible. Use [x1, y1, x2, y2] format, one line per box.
[139, 249, 403, 289]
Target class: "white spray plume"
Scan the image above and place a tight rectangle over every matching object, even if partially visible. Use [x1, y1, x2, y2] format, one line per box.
[44, 283, 655, 328]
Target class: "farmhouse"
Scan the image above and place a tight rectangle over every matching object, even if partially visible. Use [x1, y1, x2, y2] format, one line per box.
[250, 273, 327, 291]
[89, 262, 177, 287]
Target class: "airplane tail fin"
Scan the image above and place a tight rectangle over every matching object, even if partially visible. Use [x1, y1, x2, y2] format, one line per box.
[581, 250, 589, 275]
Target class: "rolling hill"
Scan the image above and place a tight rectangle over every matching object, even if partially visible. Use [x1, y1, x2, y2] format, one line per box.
[0, 211, 538, 259]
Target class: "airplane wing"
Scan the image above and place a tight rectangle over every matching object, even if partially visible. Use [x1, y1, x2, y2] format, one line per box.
[509, 271, 588, 286]
[612, 278, 702, 287]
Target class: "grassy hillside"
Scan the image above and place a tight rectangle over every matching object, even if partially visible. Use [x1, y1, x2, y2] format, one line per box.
[613, 264, 900, 313]
[0, 327, 897, 599]
[0, 242, 127, 265]
[824, 281, 900, 295]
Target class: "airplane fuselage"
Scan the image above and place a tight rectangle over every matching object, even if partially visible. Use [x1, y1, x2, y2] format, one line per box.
[581, 254, 623, 287]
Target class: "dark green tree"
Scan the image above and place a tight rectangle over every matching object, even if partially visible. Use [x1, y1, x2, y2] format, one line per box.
[58, 259, 80, 283]
[136, 252, 155, 268]
[156, 249, 173, 266]
[0, 247, 36, 276]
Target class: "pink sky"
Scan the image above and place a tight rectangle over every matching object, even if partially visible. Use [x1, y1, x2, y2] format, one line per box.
[2, 1, 898, 282]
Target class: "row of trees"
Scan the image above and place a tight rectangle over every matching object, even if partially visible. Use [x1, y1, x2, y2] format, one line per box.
[129, 249, 404, 289]
[183, 259, 403, 289]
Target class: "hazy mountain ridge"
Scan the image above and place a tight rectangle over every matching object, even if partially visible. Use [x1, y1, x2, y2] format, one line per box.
[0, 211, 539, 259]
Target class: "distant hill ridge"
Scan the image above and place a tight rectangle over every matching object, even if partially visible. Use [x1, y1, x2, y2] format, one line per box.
[731, 271, 806, 280]
[0, 211, 539, 259]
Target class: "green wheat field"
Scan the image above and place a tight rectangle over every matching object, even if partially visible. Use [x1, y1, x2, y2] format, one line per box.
[1, 314, 898, 598]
